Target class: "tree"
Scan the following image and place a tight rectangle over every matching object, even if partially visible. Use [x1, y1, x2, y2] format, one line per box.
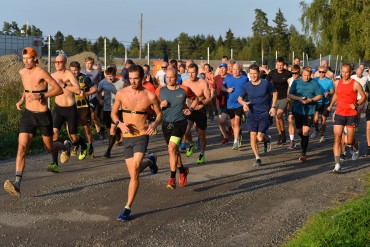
[2, 22, 12, 35]
[252, 9, 270, 37]
[204, 35, 216, 58]
[110, 37, 125, 56]
[10, 21, 20, 35]
[53, 31, 64, 53]
[129, 36, 140, 57]
[272, 8, 289, 59]
[300, 0, 370, 60]
[288, 25, 316, 62]
[224, 28, 235, 50]
[94, 36, 105, 57]
[251, 9, 272, 63]
[63, 35, 77, 55]
[177, 32, 192, 59]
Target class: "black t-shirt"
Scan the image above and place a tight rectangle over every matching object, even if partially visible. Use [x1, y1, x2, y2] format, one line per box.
[266, 69, 292, 99]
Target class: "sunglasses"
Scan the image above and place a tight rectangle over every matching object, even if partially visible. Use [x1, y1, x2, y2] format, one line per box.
[162, 66, 167, 69]
[291, 72, 299, 75]
[54, 61, 64, 64]
[318, 71, 326, 73]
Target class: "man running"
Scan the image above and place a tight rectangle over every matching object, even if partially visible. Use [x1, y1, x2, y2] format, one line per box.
[311, 65, 334, 142]
[182, 63, 211, 164]
[97, 66, 126, 158]
[327, 64, 366, 173]
[69, 61, 97, 158]
[223, 62, 249, 150]
[214, 62, 231, 144]
[81, 56, 104, 140]
[112, 65, 162, 221]
[49, 54, 88, 173]
[313, 59, 335, 81]
[287, 64, 301, 150]
[266, 57, 292, 145]
[156, 68, 199, 189]
[238, 64, 277, 166]
[4, 47, 63, 196]
[288, 66, 322, 162]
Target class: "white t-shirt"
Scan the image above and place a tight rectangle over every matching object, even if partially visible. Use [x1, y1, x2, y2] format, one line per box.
[351, 74, 368, 99]
[155, 70, 166, 86]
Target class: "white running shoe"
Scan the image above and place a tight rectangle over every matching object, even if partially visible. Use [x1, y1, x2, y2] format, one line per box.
[332, 163, 342, 173]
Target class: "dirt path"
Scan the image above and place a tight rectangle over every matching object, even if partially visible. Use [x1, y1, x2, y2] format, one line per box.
[1, 120, 369, 246]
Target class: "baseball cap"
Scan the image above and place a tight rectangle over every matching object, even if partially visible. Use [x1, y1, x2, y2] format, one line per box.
[219, 63, 227, 68]
[22, 47, 38, 57]
[126, 59, 134, 65]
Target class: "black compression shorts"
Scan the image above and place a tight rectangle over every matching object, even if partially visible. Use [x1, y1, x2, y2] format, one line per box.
[53, 104, 79, 134]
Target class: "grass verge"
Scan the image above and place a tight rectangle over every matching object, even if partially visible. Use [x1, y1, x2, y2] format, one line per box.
[284, 175, 370, 247]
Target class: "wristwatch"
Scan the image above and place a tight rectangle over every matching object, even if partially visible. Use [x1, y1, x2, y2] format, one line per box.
[115, 120, 120, 126]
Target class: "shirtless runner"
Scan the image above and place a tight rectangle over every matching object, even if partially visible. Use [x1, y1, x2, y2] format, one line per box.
[182, 63, 212, 164]
[48, 54, 88, 173]
[3, 47, 63, 196]
[111, 65, 162, 221]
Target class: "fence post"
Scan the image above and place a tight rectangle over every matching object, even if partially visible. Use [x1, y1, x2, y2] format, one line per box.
[335, 55, 339, 76]
[104, 37, 107, 70]
[147, 42, 150, 65]
[261, 48, 264, 65]
[178, 44, 180, 60]
[207, 47, 210, 64]
[231, 49, 233, 60]
[48, 35, 51, 108]
[306, 54, 309, 66]
[302, 52, 305, 66]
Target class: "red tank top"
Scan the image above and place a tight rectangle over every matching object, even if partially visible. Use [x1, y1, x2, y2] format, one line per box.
[336, 78, 357, 116]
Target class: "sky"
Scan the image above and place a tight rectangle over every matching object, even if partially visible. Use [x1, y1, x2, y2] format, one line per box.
[1, 0, 312, 46]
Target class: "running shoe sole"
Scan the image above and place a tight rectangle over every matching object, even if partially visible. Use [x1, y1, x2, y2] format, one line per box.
[4, 180, 20, 197]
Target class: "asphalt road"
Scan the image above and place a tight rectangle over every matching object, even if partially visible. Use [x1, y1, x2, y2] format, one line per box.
[1, 118, 369, 246]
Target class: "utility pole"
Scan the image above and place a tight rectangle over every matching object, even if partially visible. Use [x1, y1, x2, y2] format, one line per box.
[139, 13, 143, 59]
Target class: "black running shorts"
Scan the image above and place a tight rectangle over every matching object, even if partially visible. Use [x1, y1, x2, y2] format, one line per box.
[19, 109, 53, 136]
[122, 135, 149, 159]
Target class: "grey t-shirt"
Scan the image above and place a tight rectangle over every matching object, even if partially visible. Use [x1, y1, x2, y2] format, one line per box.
[81, 68, 100, 85]
[98, 79, 125, 111]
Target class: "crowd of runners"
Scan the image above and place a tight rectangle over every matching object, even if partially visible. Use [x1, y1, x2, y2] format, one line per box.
[3, 47, 370, 221]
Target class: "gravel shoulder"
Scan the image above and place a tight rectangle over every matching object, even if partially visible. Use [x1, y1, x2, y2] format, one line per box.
[1, 120, 369, 246]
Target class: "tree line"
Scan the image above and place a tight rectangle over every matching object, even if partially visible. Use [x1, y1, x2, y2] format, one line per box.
[2, 1, 369, 63]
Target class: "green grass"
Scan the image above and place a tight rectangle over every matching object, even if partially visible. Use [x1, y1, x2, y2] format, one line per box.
[284, 176, 370, 247]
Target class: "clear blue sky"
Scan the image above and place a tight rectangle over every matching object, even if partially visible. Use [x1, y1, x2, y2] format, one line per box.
[1, 0, 312, 45]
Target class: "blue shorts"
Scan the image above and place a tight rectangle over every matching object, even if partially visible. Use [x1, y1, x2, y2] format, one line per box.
[246, 112, 271, 134]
